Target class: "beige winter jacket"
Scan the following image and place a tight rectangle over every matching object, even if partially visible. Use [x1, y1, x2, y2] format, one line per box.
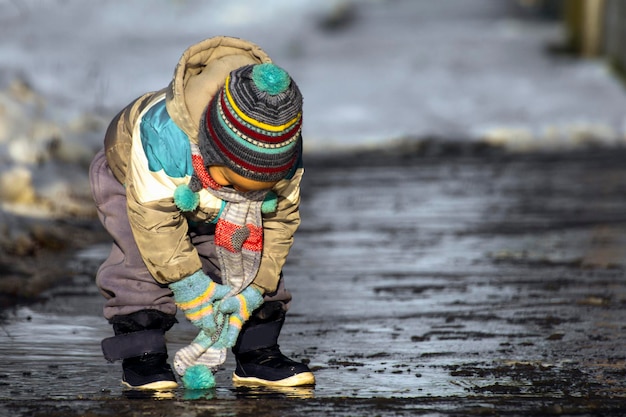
[102, 36, 303, 293]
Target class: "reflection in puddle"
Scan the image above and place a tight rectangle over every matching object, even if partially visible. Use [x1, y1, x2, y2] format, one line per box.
[122, 389, 177, 400]
[232, 384, 315, 399]
[118, 385, 314, 401]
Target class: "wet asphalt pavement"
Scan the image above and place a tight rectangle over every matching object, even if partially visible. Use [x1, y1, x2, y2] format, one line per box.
[2, 146, 626, 416]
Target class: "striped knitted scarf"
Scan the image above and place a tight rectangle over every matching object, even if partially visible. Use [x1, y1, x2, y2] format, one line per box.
[191, 144, 266, 295]
[173, 143, 270, 376]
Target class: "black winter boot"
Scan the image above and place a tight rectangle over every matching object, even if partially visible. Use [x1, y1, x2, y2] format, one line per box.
[232, 301, 315, 387]
[102, 310, 178, 390]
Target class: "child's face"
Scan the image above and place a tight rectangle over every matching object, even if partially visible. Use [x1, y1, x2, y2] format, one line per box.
[208, 165, 278, 193]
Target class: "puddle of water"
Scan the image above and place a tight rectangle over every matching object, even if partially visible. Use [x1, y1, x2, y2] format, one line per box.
[3, 154, 626, 416]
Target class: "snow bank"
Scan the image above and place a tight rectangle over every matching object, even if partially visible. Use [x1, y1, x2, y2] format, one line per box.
[0, 77, 107, 257]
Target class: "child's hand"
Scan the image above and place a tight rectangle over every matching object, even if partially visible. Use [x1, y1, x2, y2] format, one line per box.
[215, 286, 264, 348]
[169, 270, 230, 333]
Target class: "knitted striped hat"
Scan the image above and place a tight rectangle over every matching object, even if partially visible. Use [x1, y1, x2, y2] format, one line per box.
[198, 63, 303, 183]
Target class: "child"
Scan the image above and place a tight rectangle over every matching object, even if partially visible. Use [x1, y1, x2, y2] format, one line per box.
[89, 36, 314, 390]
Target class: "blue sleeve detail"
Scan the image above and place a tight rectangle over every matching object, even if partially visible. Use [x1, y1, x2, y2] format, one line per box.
[209, 200, 227, 224]
[140, 101, 193, 178]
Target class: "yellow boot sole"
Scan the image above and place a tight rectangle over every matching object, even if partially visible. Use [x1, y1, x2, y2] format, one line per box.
[232, 371, 315, 387]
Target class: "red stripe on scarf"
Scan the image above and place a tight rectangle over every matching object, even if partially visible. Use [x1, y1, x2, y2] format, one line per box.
[191, 154, 222, 190]
[243, 224, 263, 252]
[215, 220, 240, 253]
[214, 220, 263, 253]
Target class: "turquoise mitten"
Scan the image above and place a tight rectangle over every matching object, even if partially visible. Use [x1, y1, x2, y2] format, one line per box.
[216, 286, 264, 348]
[169, 270, 230, 333]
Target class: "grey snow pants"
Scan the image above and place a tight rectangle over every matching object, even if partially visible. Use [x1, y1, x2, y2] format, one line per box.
[89, 149, 291, 321]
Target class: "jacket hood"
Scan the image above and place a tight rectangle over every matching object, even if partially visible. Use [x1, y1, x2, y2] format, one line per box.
[165, 36, 271, 144]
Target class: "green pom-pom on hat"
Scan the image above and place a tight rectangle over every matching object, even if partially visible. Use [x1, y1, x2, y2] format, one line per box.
[174, 184, 200, 212]
[252, 63, 291, 95]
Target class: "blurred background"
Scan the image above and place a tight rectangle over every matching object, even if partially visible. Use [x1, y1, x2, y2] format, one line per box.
[1, 0, 626, 296]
